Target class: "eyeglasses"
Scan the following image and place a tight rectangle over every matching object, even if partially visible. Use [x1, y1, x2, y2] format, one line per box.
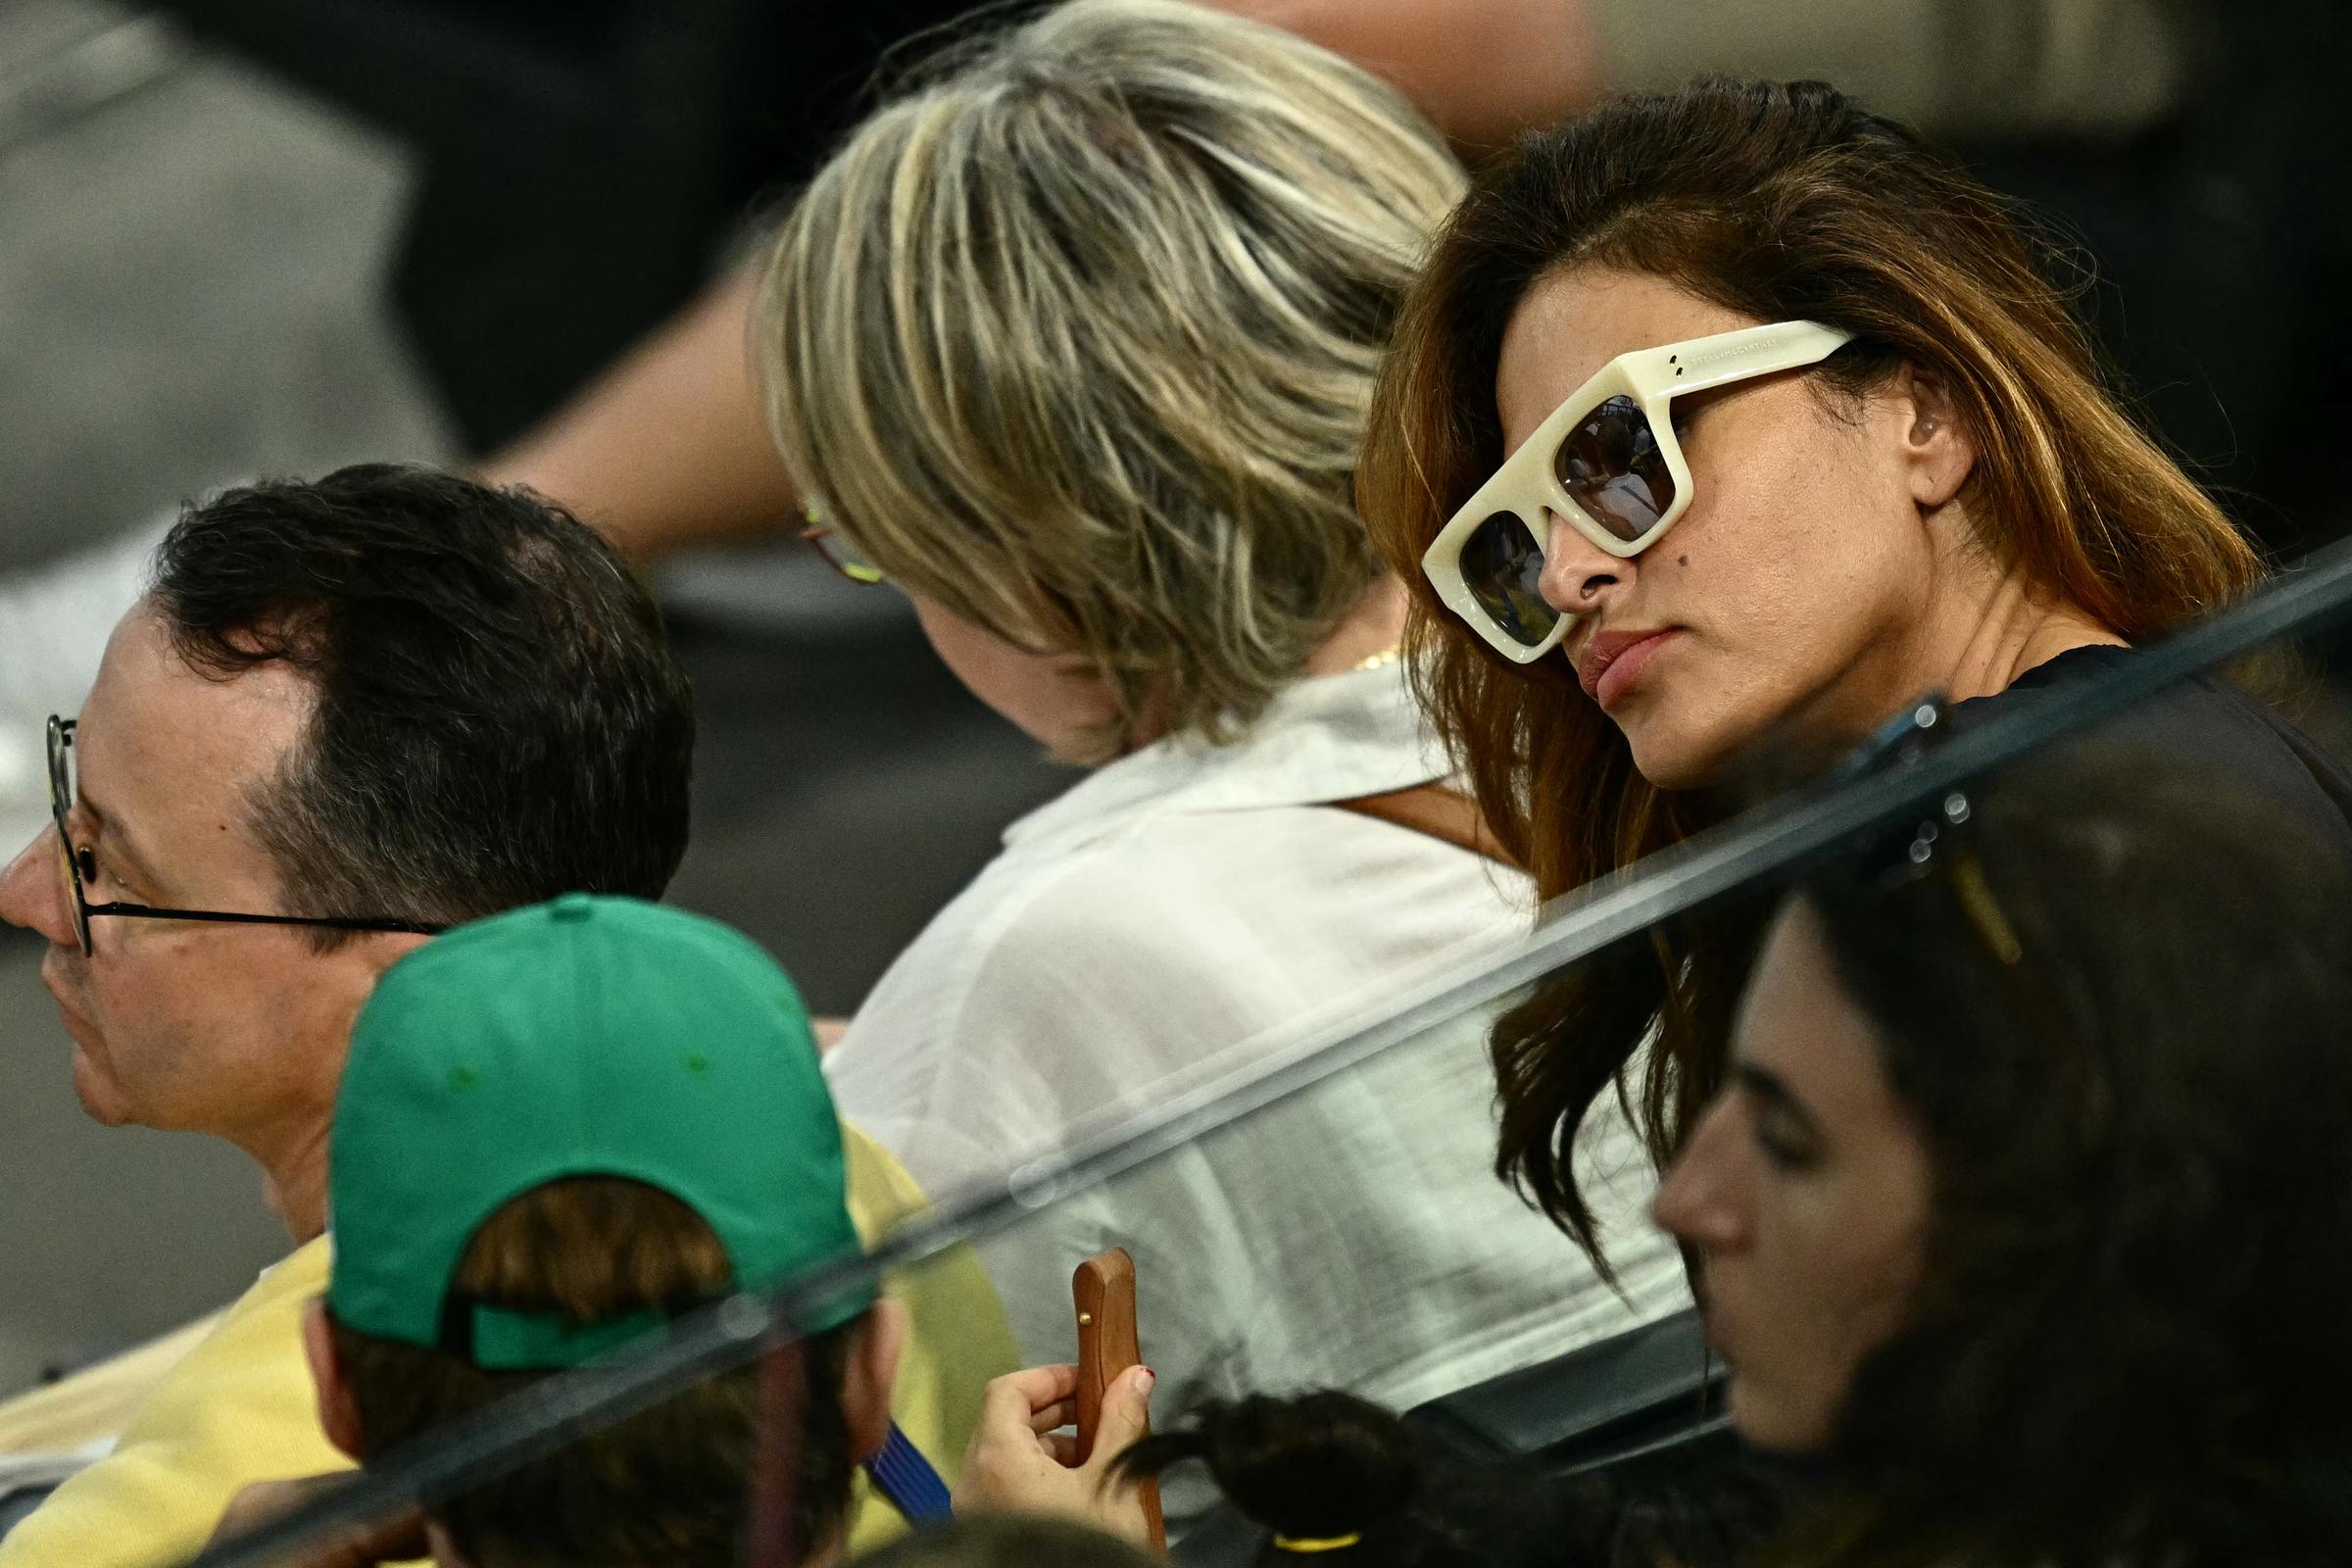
[800, 506, 884, 585]
[1420, 320, 1852, 663]
[46, 715, 448, 957]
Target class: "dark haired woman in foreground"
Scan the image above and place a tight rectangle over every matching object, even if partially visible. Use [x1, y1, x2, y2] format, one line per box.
[1354, 75, 2352, 1255]
[1650, 749, 2352, 1564]
[960, 748, 2352, 1565]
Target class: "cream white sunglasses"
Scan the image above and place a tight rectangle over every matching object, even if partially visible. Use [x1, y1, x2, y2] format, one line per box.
[1420, 319, 1852, 662]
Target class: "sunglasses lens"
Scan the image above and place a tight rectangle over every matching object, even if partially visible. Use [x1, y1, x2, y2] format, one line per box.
[1458, 512, 1558, 648]
[1553, 395, 1677, 544]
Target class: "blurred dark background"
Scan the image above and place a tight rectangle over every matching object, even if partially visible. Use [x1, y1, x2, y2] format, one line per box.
[151, 0, 2352, 548]
[0, 0, 2345, 1394]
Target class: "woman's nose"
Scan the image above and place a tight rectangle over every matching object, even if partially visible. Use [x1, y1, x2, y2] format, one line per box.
[1651, 1100, 1749, 1254]
[1537, 513, 1626, 616]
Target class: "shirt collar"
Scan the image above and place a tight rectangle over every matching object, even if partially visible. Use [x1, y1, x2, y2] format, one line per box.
[1003, 662, 1449, 854]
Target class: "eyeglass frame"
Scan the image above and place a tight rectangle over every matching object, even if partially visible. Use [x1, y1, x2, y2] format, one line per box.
[800, 505, 886, 586]
[798, 506, 1084, 660]
[46, 715, 448, 957]
[1420, 319, 1853, 664]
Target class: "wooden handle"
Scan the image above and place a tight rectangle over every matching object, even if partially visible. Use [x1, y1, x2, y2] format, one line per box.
[1073, 1248, 1165, 1551]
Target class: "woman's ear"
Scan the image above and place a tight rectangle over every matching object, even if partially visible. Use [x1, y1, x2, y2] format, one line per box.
[301, 1299, 368, 1462]
[840, 1298, 910, 1464]
[1894, 363, 1975, 512]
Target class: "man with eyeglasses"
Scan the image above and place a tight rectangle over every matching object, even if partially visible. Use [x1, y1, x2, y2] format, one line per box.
[0, 465, 1013, 1568]
[3, 466, 693, 1221]
[0, 463, 693, 1565]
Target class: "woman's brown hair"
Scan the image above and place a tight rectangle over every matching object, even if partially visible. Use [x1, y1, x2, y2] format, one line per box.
[1356, 77, 2265, 1257]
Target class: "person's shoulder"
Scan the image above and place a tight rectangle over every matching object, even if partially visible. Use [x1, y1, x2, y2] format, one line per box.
[120, 1239, 330, 1438]
[0, 1241, 344, 1568]
[832, 1118, 1022, 1561]
[1964, 646, 2352, 846]
[957, 838, 1242, 1016]
[2123, 677, 2352, 840]
[955, 803, 1538, 1043]
[823, 844, 1197, 1167]
[836, 836, 1197, 1057]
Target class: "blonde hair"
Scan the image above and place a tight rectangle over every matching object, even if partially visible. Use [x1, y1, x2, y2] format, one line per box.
[757, 0, 1463, 760]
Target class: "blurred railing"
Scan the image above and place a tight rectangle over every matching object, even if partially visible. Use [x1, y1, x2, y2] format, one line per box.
[180, 523, 2352, 1568]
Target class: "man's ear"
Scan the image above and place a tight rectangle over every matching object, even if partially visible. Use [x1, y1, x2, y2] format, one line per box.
[362, 931, 434, 982]
[1892, 362, 1975, 513]
[301, 1299, 368, 1462]
[838, 1298, 908, 1464]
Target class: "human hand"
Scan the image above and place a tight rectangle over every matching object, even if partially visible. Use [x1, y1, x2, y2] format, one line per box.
[954, 1363, 1158, 1548]
[206, 1474, 430, 1568]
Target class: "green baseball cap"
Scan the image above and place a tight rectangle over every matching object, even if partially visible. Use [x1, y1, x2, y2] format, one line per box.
[326, 894, 873, 1370]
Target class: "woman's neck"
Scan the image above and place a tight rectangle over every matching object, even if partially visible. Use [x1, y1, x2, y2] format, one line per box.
[1915, 554, 2124, 704]
[1301, 575, 1409, 678]
[1113, 576, 1409, 757]
[1787, 538, 2125, 760]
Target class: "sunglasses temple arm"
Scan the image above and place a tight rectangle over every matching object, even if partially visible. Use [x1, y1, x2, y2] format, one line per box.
[1660, 332, 1850, 400]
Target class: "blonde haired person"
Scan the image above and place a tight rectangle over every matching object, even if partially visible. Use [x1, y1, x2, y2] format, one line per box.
[769, 0, 1451, 759]
[760, 0, 1687, 1532]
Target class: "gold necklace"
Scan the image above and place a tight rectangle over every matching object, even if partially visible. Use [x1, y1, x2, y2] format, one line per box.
[1351, 645, 1403, 672]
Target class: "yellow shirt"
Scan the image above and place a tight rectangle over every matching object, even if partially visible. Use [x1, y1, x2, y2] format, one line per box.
[0, 1124, 1015, 1568]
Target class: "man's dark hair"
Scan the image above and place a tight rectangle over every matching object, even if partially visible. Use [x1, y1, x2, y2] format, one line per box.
[151, 464, 693, 932]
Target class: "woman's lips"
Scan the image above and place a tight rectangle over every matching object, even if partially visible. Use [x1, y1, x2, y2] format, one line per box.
[1583, 629, 1679, 710]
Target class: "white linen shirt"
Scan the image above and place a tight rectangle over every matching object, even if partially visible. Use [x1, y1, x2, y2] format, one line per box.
[825, 663, 1689, 1468]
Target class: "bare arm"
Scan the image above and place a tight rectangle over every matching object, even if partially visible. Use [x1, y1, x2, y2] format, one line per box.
[1200, 0, 1604, 158]
[467, 0, 2180, 564]
[474, 265, 797, 562]
[469, 1, 1608, 563]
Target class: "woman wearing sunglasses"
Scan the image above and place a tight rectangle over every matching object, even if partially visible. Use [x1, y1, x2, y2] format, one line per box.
[753, 0, 1689, 1530]
[1357, 75, 2352, 1258]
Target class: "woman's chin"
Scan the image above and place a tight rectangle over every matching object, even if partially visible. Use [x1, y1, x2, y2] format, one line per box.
[1624, 722, 1741, 793]
[1726, 1377, 1834, 1456]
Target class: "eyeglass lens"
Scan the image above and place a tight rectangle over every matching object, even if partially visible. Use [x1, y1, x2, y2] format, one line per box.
[1551, 395, 1677, 545]
[46, 719, 91, 955]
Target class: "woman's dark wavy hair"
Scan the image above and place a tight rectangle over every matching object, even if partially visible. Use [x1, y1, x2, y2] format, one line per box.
[1116, 1391, 1784, 1568]
[1778, 750, 2352, 1566]
[1353, 77, 2264, 1258]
